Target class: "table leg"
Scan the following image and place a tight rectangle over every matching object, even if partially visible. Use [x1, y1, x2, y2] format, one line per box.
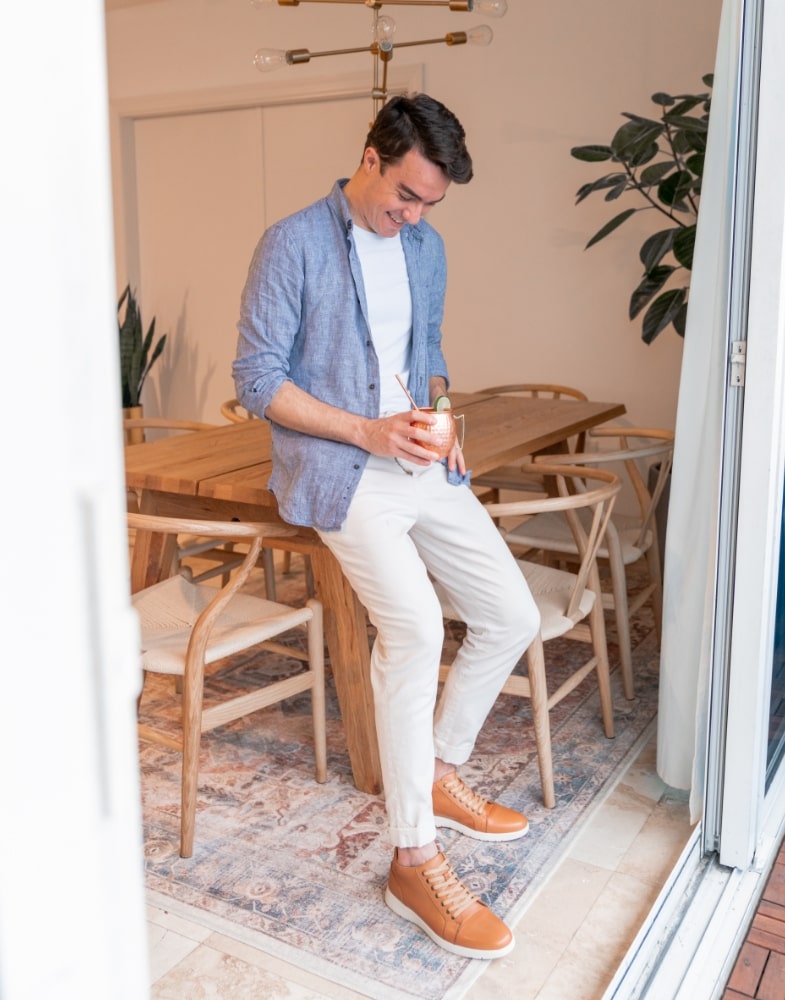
[130, 491, 177, 593]
[308, 544, 382, 795]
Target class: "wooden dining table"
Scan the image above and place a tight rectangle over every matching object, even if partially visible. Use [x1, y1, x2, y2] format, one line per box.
[126, 391, 625, 795]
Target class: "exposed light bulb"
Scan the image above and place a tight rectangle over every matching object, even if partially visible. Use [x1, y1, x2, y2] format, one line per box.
[471, 0, 507, 16]
[254, 48, 288, 71]
[467, 24, 494, 46]
[373, 15, 396, 53]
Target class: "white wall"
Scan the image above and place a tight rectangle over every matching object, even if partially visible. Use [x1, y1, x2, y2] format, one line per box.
[105, 0, 722, 429]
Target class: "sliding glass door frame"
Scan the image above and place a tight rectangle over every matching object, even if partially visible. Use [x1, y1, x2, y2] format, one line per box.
[710, 0, 785, 870]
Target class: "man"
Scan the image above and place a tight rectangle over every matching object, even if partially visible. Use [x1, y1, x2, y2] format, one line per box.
[234, 93, 540, 959]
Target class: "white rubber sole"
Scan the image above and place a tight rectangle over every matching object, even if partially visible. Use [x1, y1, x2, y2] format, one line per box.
[434, 815, 530, 842]
[384, 887, 515, 960]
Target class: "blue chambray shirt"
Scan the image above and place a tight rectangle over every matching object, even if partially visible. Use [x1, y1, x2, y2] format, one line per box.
[233, 179, 451, 531]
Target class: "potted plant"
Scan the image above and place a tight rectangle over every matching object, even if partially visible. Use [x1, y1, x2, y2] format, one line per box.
[570, 74, 713, 343]
[118, 284, 167, 441]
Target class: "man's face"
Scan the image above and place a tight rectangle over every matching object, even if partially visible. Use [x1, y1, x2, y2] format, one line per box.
[356, 147, 450, 237]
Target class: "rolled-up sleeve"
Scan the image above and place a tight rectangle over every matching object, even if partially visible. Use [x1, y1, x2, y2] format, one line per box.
[234, 224, 303, 419]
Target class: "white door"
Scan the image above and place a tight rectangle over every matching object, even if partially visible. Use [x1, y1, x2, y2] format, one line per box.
[699, 0, 785, 868]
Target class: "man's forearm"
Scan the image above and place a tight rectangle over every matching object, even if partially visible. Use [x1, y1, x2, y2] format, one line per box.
[265, 380, 369, 448]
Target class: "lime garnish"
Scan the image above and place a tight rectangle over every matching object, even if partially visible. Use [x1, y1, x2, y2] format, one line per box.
[433, 395, 452, 411]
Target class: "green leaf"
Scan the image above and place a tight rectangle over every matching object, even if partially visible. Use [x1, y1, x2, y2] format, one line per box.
[658, 170, 695, 208]
[651, 92, 676, 106]
[642, 287, 688, 343]
[639, 161, 676, 187]
[620, 113, 666, 128]
[664, 97, 706, 117]
[640, 228, 676, 270]
[585, 208, 637, 248]
[673, 300, 689, 337]
[673, 224, 697, 269]
[117, 285, 166, 407]
[605, 177, 629, 202]
[629, 265, 675, 319]
[662, 113, 709, 133]
[672, 128, 708, 157]
[611, 120, 664, 165]
[575, 172, 628, 204]
[571, 144, 613, 162]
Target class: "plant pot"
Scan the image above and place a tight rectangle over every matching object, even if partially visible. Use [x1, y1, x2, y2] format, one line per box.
[124, 404, 145, 445]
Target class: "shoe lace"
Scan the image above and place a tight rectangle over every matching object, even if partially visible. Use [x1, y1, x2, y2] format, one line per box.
[441, 774, 488, 817]
[424, 858, 479, 919]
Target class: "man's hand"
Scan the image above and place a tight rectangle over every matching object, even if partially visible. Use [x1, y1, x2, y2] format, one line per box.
[363, 409, 439, 466]
[445, 438, 466, 477]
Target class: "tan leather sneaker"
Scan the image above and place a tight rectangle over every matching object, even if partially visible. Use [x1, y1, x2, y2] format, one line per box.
[385, 850, 514, 959]
[433, 772, 529, 841]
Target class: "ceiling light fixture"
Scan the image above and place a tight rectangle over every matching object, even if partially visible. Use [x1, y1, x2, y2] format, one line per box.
[251, 0, 507, 117]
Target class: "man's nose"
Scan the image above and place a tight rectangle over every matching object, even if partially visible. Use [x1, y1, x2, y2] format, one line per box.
[402, 202, 424, 224]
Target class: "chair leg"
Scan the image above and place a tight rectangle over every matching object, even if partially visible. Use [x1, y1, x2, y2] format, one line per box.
[588, 582, 615, 739]
[305, 556, 316, 598]
[306, 599, 328, 783]
[180, 662, 206, 859]
[524, 638, 555, 808]
[262, 548, 277, 601]
[607, 545, 635, 700]
[220, 542, 236, 587]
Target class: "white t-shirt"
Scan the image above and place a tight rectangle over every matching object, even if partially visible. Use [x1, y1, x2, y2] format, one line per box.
[353, 225, 413, 416]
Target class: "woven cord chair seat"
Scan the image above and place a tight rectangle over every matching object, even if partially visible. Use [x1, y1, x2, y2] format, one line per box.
[135, 575, 314, 674]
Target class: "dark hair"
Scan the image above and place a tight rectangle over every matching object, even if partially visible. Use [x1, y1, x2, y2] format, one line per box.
[364, 93, 473, 184]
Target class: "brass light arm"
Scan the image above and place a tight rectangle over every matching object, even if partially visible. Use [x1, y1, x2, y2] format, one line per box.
[275, 0, 474, 9]
[285, 33, 472, 63]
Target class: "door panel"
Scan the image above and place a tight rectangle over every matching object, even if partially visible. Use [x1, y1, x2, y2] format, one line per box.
[135, 106, 264, 423]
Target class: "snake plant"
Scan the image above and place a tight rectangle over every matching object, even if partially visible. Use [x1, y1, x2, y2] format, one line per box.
[118, 285, 167, 408]
[571, 75, 712, 343]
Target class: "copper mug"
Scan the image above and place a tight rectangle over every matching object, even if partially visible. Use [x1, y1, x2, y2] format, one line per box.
[411, 408, 465, 460]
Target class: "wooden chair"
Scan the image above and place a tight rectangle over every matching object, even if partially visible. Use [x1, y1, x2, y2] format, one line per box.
[472, 384, 590, 503]
[130, 511, 327, 858]
[505, 428, 675, 700]
[436, 463, 621, 809]
[220, 398, 258, 423]
[124, 415, 277, 593]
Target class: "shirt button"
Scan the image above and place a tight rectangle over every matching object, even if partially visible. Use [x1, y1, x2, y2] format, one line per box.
[369, 383, 376, 390]
[353, 464, 360, 470]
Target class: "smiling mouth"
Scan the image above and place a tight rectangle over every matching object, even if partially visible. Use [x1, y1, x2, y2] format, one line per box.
[388, 213, 404, 225]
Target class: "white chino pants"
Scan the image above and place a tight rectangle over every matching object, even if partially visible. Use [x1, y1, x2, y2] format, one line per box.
[317, 456, 540, 848]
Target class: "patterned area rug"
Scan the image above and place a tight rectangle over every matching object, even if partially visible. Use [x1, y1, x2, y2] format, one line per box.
[140, 560, 660, 1000]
